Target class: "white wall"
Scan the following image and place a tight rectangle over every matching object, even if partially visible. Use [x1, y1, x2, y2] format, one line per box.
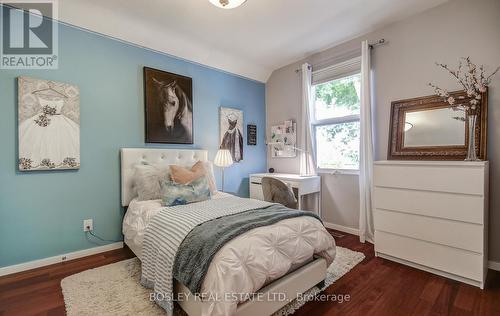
[266, 0, 500, 261]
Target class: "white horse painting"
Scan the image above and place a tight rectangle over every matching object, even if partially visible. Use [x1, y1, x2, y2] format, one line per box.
[145, 67, 193, 143]
[153, 78, 193, 140]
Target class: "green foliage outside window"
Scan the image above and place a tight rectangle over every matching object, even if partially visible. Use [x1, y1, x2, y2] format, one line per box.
[314, 75, 360, 112]
[314, 74, 361, 169]
[316, 122, 360, 169]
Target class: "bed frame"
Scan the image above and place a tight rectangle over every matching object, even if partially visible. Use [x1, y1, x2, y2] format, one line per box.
[120, 148, 327, 316]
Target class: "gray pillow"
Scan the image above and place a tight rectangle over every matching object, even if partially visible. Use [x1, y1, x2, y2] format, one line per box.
[133, 164, 170, 201]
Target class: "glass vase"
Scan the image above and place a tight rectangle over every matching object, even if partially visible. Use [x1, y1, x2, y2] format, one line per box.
[465, 113, 479, 161]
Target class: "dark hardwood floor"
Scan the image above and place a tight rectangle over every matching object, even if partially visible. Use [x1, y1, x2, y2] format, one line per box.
[1, 230, 499, 316]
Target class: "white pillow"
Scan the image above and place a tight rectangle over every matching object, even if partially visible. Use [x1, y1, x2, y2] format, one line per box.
[133, 164, 170, 201]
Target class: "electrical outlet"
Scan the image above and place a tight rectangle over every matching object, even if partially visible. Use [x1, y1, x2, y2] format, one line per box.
[83, 219, 93, 232]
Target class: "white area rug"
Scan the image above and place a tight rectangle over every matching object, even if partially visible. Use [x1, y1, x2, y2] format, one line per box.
[61, 247, 365, 316]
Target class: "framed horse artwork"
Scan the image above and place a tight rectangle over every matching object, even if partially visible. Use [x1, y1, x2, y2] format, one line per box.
[144, 67, 193, 144]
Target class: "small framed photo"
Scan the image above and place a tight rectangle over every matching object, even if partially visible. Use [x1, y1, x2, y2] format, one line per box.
[247, 124, 257, 145]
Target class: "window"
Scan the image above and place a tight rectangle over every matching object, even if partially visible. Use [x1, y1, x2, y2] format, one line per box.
[312, 71, 361, 171]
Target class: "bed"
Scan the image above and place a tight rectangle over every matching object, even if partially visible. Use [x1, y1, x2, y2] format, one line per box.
[121, 148, 336, 316]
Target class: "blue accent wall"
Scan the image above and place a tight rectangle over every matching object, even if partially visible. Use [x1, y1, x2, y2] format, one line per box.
[0, 23, 266, 267]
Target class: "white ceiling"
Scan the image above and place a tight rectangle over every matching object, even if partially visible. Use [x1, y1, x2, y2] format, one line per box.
[59, 0, 447, 82]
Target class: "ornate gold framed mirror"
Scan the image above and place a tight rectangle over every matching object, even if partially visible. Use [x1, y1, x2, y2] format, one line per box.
[388, 90, 488, 160]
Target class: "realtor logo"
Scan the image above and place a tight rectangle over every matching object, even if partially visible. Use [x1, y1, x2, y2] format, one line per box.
[1, 0, 58, 69]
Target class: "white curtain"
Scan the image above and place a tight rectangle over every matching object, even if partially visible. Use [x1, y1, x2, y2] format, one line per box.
[299, 63, 317, 177]
[358, 41, 375, 243]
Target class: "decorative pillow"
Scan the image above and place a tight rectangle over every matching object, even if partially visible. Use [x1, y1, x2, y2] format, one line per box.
[170, 161, 217, 194]
[133, 163, 170, 201]
[160, 177, 212, 206]
[170, 161, 205, 184]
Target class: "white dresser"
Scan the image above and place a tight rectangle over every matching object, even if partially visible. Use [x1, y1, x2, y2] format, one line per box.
[373, 161, 489, 288]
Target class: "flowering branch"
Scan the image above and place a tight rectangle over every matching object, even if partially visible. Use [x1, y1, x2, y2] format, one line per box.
[428, 57, 498, 115]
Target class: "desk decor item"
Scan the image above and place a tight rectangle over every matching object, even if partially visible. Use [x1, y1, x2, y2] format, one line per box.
[144, 67, 193, 144]
[219, 107, 244, 162]
[18, 77, 80, 171]
[429, 57, 498, 161]
[213, 149, 233, 192]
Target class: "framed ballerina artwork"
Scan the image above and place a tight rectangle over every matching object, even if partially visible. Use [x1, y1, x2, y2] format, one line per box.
[219, 107, 244, 162]
[18, 77, 80, 171]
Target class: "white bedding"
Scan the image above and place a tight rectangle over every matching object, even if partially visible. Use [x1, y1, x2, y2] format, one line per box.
[123, 192, 233, 258]
[123, 194, 336, 316]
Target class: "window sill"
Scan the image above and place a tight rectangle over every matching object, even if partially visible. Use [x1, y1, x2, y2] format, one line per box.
[316, 169, 359, 176]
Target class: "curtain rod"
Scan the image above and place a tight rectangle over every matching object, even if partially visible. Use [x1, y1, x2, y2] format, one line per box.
[369, 38, 386, 49]
[293, 64, 312, 73]
[294, 38, 386, 73]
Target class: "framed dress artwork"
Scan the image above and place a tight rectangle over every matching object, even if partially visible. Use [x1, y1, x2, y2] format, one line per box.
[219, 107, 244, 162]
[18, 77, 80, 171]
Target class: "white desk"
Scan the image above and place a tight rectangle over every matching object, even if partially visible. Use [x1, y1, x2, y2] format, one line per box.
[249, 173, 321, 216]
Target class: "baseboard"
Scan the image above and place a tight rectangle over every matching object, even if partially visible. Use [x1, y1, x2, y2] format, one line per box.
[488, 260, 500, 271]
[324, 222, 359, 236]
[0, 242, 123, 277]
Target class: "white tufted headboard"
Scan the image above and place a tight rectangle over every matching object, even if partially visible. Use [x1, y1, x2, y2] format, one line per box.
[120, 148, 208, 206]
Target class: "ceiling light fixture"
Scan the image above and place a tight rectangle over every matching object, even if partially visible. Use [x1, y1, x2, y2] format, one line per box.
[209, 0, 247, 9]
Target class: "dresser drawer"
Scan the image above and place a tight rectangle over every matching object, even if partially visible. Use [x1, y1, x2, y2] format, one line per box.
[375, 231, 483, 281]
[374, 164, 485, 195]
[374, 187, 484, 224]
[375, 209, 483, 253]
